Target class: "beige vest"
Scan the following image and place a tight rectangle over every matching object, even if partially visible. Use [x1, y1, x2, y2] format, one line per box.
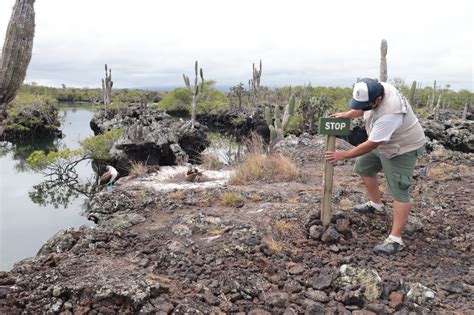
[364, 83, 426, 159]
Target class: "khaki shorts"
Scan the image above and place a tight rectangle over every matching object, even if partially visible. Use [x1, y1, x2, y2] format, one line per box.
[353, 147, 424, 203]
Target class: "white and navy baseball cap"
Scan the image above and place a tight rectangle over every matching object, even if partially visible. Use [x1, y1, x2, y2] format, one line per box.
[351, 78, 384, 110]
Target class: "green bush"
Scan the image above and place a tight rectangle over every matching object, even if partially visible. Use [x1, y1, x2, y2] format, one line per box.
[152, 88, 192, 112]
[104, 101, 128, 109]
[80, 128, 123, 160]
[6, 93, 60, 131]
[285, 113, 304, 135]
[10, 92, 59, 108]
[196, 84, 228, 114]
[152, 81, 227, 115]
[26, 148, 83, 170]
[197, 100, 227, 114]
[415, 108, 430, 118]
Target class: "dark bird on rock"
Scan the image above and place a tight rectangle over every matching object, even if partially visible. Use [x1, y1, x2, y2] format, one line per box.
[97, 165, 119, 190]
[87, 213, 99, 224]
[185, 164, 203, 182]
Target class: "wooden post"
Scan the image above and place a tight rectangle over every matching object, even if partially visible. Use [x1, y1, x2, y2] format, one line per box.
[322, 135, 336, 226]
[318, 117, 351, 227]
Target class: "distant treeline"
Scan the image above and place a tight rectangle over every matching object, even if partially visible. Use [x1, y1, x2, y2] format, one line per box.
[19, 83, 162, 104]
[17, 80, 472, 111]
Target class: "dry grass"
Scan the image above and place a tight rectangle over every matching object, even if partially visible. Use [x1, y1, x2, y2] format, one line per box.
[274, 220, 298, 235]
[208, 226, 224, 236]
[287, 198, 299, 204]
[315, 170, 324, 177]
[248, 193, 264, 202]
[339, 198, 353, 209]
[132, 191, 147, 203]
[265, 239, 283, 253]
[220, 192, 244, 207]
[244, 132, 267, 155]
[129, 160, 147, 177]
[229, 153, 299, 185]
[429, 163, 469, 178]
[146, 273, 172, 283]
[199, 152, 224, 170]
[168, 190, 185, 200]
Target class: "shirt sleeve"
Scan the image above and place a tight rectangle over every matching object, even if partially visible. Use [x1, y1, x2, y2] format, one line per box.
[368, 113, 403, 142]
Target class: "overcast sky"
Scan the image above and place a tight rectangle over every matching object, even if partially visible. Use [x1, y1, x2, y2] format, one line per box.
[0, 0, 472, 91]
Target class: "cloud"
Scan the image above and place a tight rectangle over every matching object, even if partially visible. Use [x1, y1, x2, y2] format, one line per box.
[0, 0, 472, 91]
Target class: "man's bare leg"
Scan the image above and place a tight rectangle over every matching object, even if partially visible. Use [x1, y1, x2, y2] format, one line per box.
[361, 176, 382, 204]
[390, 201, 410, 237]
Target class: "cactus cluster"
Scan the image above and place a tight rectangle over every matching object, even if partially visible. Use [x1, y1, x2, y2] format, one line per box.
[101, 64, 113, 105]
[264, 94, 296, 143]
[183, 61, 204, 129]
[229, 83, 245, 111]
[0, 0, 35, 121]
[379, 39, 388, 83]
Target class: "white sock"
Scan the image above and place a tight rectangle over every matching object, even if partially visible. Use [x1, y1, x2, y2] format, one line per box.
[369, 201, 383, 210]
[388, 235, 403, 244]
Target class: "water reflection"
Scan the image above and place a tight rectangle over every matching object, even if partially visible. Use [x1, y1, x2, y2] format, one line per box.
[0, 137, 58, 172]
[1, 104, 95, 271]
[0, 136, 95, 209]
[29, 162, 96, 209]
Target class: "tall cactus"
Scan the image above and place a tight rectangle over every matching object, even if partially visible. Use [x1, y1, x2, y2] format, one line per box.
[101, 64, 113, 105]
[462, 103, 468, 121]
[183, 61, 204, 129]
[379, 39, 388, 82]
[264, 94, 296, 144]
[0, 0, 35, 121]
[409, 80, 417, 106]
[250, 60, 262, 107]
[429, 80, 437, 110]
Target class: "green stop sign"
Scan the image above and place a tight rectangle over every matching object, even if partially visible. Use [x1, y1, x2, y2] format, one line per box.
[318, 118, 351, 136]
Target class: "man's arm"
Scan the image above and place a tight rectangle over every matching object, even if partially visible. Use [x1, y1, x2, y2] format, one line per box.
[325, 140, 381, 162]
[330, 109, 364, 119]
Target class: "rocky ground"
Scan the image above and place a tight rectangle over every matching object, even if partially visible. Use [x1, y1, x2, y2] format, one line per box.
[0, 134, 473, 314]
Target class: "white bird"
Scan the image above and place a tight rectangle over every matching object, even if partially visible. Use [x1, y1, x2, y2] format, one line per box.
[98, 165, 119, 189]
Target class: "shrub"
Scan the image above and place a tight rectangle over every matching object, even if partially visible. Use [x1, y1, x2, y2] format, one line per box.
[415, 108, 430, 118]
[285, 113, 304, 136]
[80, 128, 123, 160]
[208, 226, 224, 236]
[196, 100, 227, 115]
[243, 132, 266, 155]
[168, 190, 185, 200]
[103, 101, 128, 110]
[151, 81, 227, 115]
[265, 239, 283, 253]
[229, 153, 299, 185]
[26, 148, 83, 170]
[152, 88, 192, 113]
[10, 92, 59, 108]
[220, 191, 244, 207]
[129, 160, 147, 177]
[6, 93, 60, 131]
[274, 220, 298, 235]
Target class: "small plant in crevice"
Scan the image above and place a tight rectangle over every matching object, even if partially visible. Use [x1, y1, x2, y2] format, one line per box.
[129, 160, 147, 177]
[168, 190, 185, 200]
[265, 239, 283, 253]
[220, 191, 244, 207]
[274, 220, 298, 236]
[208, 226, 224, 236]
